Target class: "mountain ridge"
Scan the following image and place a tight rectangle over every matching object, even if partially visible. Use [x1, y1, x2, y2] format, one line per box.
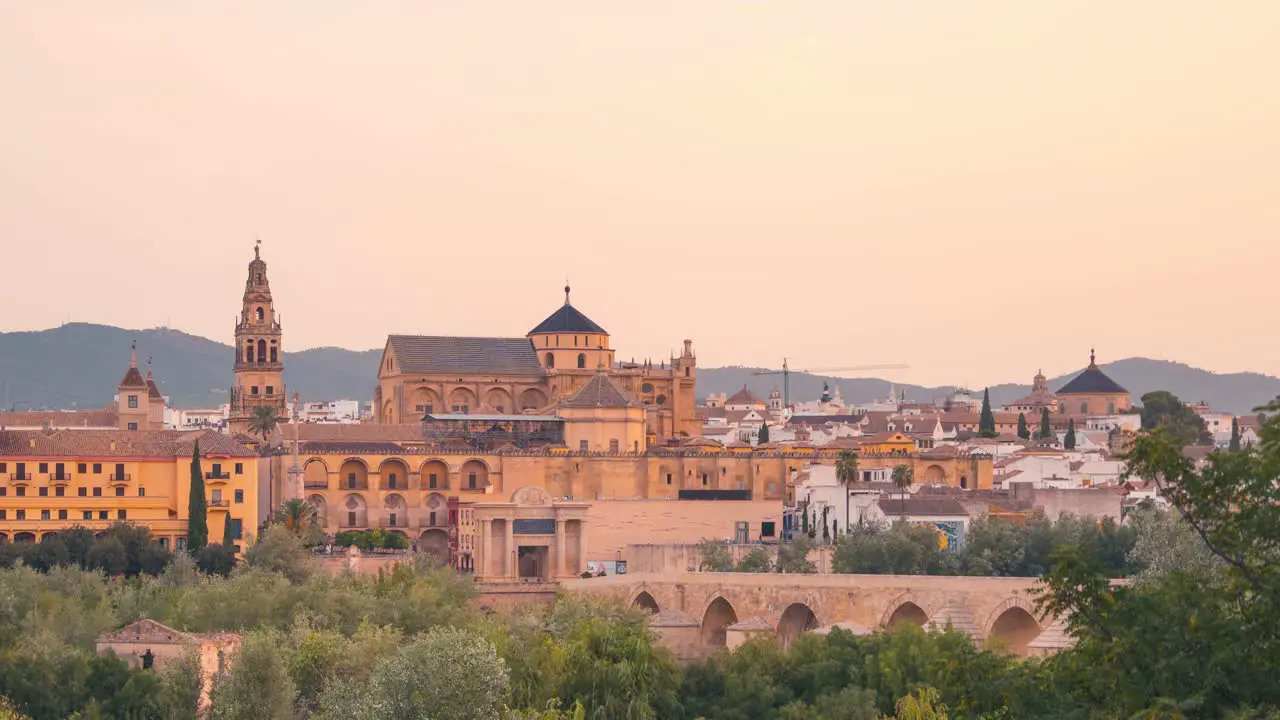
[1, 323, 1276, 415]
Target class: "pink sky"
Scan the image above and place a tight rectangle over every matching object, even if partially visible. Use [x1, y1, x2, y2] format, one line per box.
[1, 2, 1277, 386]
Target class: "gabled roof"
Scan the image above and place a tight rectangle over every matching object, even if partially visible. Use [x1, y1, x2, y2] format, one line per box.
[560, 374, 632, 408]
[726, 385, 762, 405]
[146, 377, 163, 400]
[119, 366, 146, 389]
[529, 290, 607, 335]
[385, 335, 546, 377]
[1056, 351, 1128, 395]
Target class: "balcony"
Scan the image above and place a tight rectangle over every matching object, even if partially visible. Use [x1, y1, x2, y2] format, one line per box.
[9, 473, 32, 482]
[205, 471, 231, 480]
[48, 474, 73, 484]
[303, 479, 329, 489]
[233, 360, 284, 372]
[208, 499, 230, 508]
[109, 473, 132, 482]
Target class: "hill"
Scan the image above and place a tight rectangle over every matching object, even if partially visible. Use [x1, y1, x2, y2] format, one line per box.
[1, 324, 1276, 415]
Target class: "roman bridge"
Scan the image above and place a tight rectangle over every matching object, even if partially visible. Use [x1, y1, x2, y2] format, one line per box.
[562, 572, 1066, 661]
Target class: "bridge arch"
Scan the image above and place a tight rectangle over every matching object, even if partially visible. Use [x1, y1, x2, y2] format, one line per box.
[699, 595, 739, 650]
[984, 596, 1043, 657]
[632, 591, 660, 614]
[776, 603, 820, 649]
[880, 591, 932, 628]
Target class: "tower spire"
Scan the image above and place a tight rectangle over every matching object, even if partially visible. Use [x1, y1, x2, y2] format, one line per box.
[255, 236, 261, 259]
[564, 284, 571, 306]
[1089, 347, 1097, 368]
[129, 341, 138, 368]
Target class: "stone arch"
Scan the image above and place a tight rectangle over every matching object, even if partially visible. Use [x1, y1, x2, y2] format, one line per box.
[880, 592, 931, 628]
[13, 532, 36, 543]
[303, 458, 329, 489]
[776, 603, 820, 649]
[461, 459, 490, 491]
[340, 493, 368, 528]
[306, 494, 329, 528]
[418, 528, 448, 561]
[699, 595, 740, 649]
[410, 387, 441, 416]
[257, 339, 267, 363]
[984, 597, 1043, 657]
[339, 458, 369, 491]
[484, 388, 514, 414]
[378, 458, 410, 491]
[383, 493, 408, 527]
[448, 387, 477, 412]
[40, 531, 59, 541]
[923, 464, 946, 484]
[633, 591, 661, 614]
[520, 387, 549, 411]
[420, 459, 450, 490]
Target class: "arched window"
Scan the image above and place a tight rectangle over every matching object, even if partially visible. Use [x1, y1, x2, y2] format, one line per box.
[245, 344, 255, 362]
[255, 307, 264, 322]
[1107, 401, 1116, 414]
[270, 346, 278, 363]
[545, 353, 555, 369]
[257, 339, 267, 363]
[577, 353, 586, 369]
[1080, 402, 1089, 414]
[574, 336, 579, 347]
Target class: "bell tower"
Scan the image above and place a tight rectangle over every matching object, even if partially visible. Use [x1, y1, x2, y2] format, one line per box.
[229, 240, 286, 434]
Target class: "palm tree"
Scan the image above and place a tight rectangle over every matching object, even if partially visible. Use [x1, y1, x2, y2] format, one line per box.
[247, 406, 281, 439]
[273, 498, 318, 535]
[835, 450, 859, 533]
[891, 464, 914, 519]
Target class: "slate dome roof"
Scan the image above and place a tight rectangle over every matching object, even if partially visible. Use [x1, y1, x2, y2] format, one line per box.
[528, 286, 607, 335]
[1057, 350, 1128, 395]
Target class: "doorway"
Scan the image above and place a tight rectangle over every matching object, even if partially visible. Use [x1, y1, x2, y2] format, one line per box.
[517, 546, 549, 581]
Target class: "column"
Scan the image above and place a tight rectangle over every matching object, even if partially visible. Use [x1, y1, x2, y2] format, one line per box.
[554, 518, 567, 579]
[476, 520, 489, 579]
[505, 518, 516, 580]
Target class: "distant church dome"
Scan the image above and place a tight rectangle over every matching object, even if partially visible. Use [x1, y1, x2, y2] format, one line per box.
[528, 285, 608, 335]
[1057, 349, 1128, 395]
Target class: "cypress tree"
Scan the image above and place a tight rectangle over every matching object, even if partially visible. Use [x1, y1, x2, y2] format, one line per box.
[1039, 408, 1053, 440]
[1229, 416, 1241, 452]
[1065, 418, 1077, 449]
[978, 388, 997, 437]
[187, 441, 208, 553]
[1016, 413, 1030, 440]
[222, 512, 235, 549]
[758, 422, 769, 444]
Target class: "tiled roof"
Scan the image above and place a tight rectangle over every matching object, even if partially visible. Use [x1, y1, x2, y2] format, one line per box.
[386, 335, 546, 377]
[787, 414, 864, 426]
[300, 441, 409, 455]
[295, 423, 424, 442]
[0, 410, 118, 429]
[528, 301, 607, 335]
[876, 497, 969, 517]
[118, 366, 146, 389]
[560, 374, 631, 408]
[726, 385, 762, 406]
[146, 377, 164, 400]
[0, 429, 257, 458]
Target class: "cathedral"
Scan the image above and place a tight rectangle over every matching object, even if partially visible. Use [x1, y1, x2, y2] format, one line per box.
[228, 241, 287, 435]
[373, 285, 702, 440]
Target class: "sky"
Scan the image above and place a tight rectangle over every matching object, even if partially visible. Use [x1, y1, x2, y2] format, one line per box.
[1, 2, 1278, 387]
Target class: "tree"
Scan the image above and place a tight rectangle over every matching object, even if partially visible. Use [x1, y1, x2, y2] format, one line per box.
[734, 548, 772, 573]
[892, 464, 914, 518]
[1138, 390, 1212, 446]
[757, 422, 769, 444]
[222, 513, 235, 549]
[273, 499, 319, 535]
[835, 450, 859, 533]
[1016, 413, 1030, 440]
[187, 442, 208, 553]
[892, 687, 950, 719]
[696, 539, 734, 572]
[196, 544, 237, 576]
[1038, 407, 1052, 440]
[1064, 418, 1076, 450]
[776, 536, 817, 574]
[1230, 416, 1241, 452]
[247, 406, 281, 440]
[978, 389, 997, 438]
[209, 631, 296, 720]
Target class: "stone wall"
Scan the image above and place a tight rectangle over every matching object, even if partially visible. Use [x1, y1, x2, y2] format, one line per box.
[585, 500, 784, 561]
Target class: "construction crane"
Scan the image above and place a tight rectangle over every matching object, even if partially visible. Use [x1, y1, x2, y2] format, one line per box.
[753, 359, 910, 406]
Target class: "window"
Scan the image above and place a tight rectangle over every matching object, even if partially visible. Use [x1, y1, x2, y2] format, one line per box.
[234, 489, 244, 504]
[348, 511, 357, 527]
[40, 510, 50, 520]
[78, 487, 87, 497]
[545, 353, 555, 368]
[579, 440, 589, 452]
[211, 463, 222, 477]
[0, 463, 5, 473]
[701, 474, 708, 486]
[270, 347, 278, 363]
[14, 510, 22, 521]
[577, 353, 587, 369]
[388, 473, 397, 489]
[38, 463, 48, 474]
[212, 489, 223, 504]
[115, 486, 124, 497]
[83, 511, 92, 520]
[127, 422, 137, 431]
[609, 439, 619, 453]
[235, 463, 243, 475]
[93, 463, 101, 474]
[761, 521, 776, 538]
[451, 404, 469, 414]
[78, 463, 87, 474]
[0, 510, 5, 520]
[38, 487, 48, 497]
[666, 473, 672, 485]
[246, 344, 255, 362]
[176, 537, 187, 551]
[467, 472, 477, 490]
[0, 488, 5, 497]
[256, 307, 264, 322]
[266, 386, 274, 396]
[99, 511, 108, 520]
[114, 464, 124, 480]
[389, 512, 397, 527]
[574, 335, 579, 347]
[55, 486, 64, 497]
[251, 386, 259, 395]
[428, 473, 438, 489]
[15, 487, 25, 497]
[128, 395, 138, 409]
[93, 487, 102, 497]
[230, 519, 243, 540]
[347, 473, 357, 489]
[429, 511, 438, 526]
[118, 510, 127, 520]
[138, 487, 145, 497]
[655, 395, 666, 405]
[1080, 402, 1088, 414]
[685, 366, 690, 377]
[58, 510, 67, 520]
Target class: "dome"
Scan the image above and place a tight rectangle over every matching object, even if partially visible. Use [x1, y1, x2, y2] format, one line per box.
[528, 285, 607, 335]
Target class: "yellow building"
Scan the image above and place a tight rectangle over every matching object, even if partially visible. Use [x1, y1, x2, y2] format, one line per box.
[857, 432, 917, 456]
[0, 428, 261, 550]
[373, 286, 700, 440]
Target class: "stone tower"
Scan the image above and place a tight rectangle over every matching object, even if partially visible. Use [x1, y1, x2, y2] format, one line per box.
[229, 241, 286, 434]
[116, 342, 151, 431]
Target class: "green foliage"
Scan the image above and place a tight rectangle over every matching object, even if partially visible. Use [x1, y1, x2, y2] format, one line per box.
[245, 525, 318, 583]
[696, 540, 735, 572]
[248, 406, 281, 440]
[758, 423, 769, 444]
[735, 548, 773, 573]
[196, 543, 237, 577]
[835, 451, 859, 487]
[222, 512, 235, 549]
[978, 388, 997, 438]
[0, 524, 171, 578]
[1230, 416, 1241, 452]
[832, 521, 957, 575]
[209, 630, 296, 720]
[187, 442, 208, 553]
[1064, 418, 1076, 449]
[775, 537, 816, 574]
[273, 499, 321, 544]
[1039, 408, 1053, 440]
[332, 529, 409, 551]
[1016, 413, 1030, 440]
[892, 686, 949, 719]
[1138, 390, 1212, 446]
